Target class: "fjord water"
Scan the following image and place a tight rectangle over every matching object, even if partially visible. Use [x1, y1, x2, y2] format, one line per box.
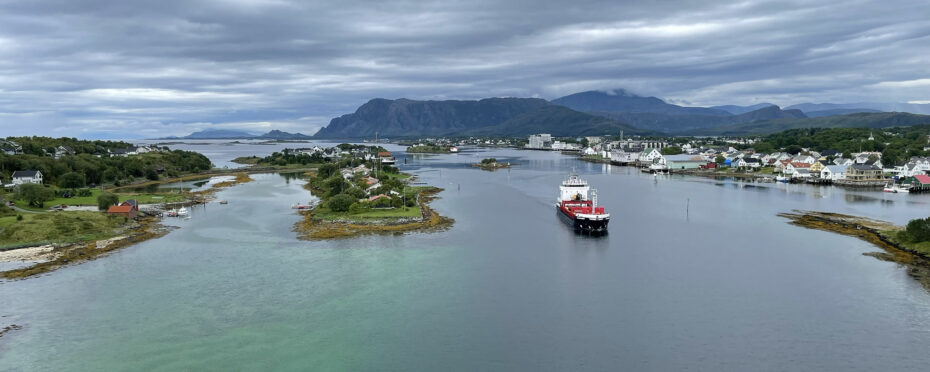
[3, 146, 930, 371]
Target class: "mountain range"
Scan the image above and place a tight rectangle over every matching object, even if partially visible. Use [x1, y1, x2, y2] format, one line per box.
[165, 129, 313, 140]
[305, 89, 930, 138]
[313, 97, 655, 138]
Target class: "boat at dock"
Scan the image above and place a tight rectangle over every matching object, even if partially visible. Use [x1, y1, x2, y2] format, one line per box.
[884, 184, 911, 193]
[556, 172, 610, 234]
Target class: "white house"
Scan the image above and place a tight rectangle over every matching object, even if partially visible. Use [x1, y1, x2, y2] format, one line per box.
[583, 147, 597, 156]
[794, 155, 817, 164]
[833, 157, 854, 166]
[821, 165, 848, 181]
[898, 157, 930, 177]
[638, 148, 663, 163]
[12, 170, 43, 185]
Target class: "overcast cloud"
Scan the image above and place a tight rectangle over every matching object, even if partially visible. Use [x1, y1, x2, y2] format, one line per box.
[0, 0, 928, 138]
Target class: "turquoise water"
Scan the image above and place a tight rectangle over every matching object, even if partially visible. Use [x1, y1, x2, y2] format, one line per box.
[2, 146, 930, 370]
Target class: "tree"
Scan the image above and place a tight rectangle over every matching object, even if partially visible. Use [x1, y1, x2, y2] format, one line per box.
[97, 192, 119, 211]
[660, 146, 683, 155]
[714, 155, 725, 164]
[58, 172, 86, 188]
[904, 217, 930, 243]
[18, 183, 54, 208]
[327, 193, 355, 212]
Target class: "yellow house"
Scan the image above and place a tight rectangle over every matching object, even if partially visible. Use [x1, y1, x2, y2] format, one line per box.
[810, 161, 826, 173]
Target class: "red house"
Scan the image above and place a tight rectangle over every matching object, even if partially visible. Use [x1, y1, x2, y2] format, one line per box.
[701, 162, 717, 169]
[107, 200, 139, 219]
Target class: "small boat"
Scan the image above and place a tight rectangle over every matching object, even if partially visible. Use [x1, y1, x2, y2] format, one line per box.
[165, 210, 178, 217]
[292, 204, 311, 210]
[177, 207, 189, 216]
[219, 200, 228, 205]
[648, 163, 668, 173]
[884, 184, 911, 193]
[775, 175, 789, 183]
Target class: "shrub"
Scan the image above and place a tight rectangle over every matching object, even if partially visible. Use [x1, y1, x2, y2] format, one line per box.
[391, 197, 403, 208]
[327, 193, 355, 212]
[904, 217, 930, 243]
[16, 214, 23, 221]
[97, 192, 119, 211]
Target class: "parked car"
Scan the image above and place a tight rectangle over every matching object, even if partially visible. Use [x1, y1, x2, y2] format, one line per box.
[8, 201, 14, 206]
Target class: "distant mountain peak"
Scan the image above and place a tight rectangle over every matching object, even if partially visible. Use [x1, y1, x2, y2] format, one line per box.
[601, 88, 638, 97]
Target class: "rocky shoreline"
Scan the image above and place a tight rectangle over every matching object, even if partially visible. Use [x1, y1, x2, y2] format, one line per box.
[0, 173, 255, 280]
[779, 210, 930, 291]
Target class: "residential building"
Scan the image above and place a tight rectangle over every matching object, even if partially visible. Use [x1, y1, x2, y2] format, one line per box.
[12, 170, 43, 185]
[845, 164, 883, 181]
[820, 165, 848, 181]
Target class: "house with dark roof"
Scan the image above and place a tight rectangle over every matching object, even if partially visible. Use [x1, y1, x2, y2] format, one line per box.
[12, 170, 43, 185]
[845, 164, 883, 181]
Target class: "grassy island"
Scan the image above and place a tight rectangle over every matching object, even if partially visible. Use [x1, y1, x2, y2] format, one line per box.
[284, 145, 452, 240]
[471, 158, 512, 171]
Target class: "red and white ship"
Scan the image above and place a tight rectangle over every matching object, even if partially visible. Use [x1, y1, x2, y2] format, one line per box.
[556, 172, 610, 233]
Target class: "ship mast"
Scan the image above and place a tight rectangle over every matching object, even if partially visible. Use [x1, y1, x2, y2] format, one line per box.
[591, 188, 597, 214]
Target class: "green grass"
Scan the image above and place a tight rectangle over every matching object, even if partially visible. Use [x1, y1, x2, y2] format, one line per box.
[882, 230, 930, 256]
[0, 211, 127, 249]
[313, 204, 422, 221]
[11, 188, 186, 211]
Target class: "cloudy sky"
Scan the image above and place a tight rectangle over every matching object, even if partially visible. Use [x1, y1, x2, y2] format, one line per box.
[1, 0, 928, 138]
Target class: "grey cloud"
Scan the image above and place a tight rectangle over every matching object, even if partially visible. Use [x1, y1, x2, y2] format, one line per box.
[0, 0, 928, 137]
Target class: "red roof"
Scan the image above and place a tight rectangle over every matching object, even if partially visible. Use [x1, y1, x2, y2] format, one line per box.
[914, 175, 930, 184]
[377, 151, 392, 157]
[369, 194, 391, 202]
[789, 162, 811, 168]
[107, 205, 132, 213]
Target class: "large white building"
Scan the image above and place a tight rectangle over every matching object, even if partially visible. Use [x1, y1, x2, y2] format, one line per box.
[526, 134, 552, 149]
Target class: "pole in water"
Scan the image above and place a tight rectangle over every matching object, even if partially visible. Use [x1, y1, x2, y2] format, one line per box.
[686, 198, 690, 219]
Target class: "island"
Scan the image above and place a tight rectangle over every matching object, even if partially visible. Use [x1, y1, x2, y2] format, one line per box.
[471, 157, 512, 171]
[406, 144, 458, 154]
[242, 144, 454, 239]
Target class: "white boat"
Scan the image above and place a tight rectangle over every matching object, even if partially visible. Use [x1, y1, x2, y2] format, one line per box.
[648, 163, 668, 173]
[775, 175, 789, 183]
[177, 207, 189, 216]
[884, 184, 911, 193]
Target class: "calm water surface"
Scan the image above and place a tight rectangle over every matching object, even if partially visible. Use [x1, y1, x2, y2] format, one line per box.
[2, 144, 930, 371]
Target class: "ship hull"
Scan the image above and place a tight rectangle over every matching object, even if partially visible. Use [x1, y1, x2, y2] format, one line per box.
[557, 206, 609, 234]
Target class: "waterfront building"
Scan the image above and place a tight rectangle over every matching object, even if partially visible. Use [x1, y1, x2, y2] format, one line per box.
[845, 164, 883, 181]
[821, 165, 848, 181]
[664, 155, 706, 170]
